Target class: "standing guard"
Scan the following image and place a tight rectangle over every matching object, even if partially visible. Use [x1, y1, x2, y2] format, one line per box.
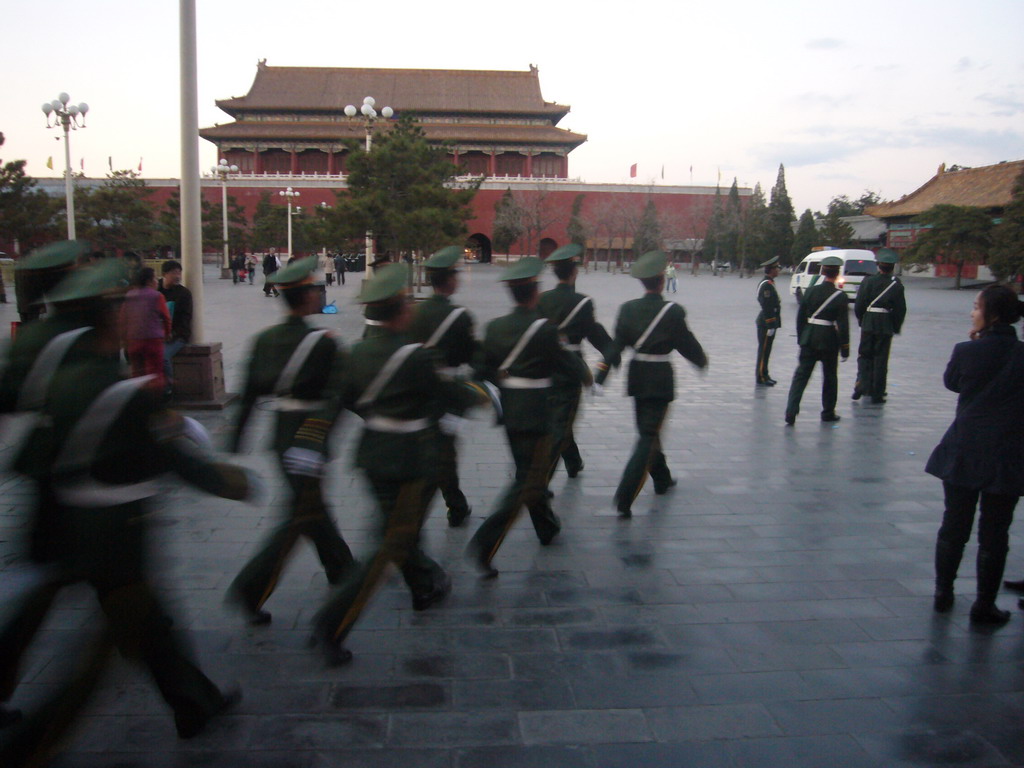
[853, 249, 906, 404]
[784, 255, 850, 425]
[755, 256, 782, 386]
[408, 245, 479, 527]
[538, 243, 615, 481]
[226, 256, 356, 626]
[312, 264, 489, 665]
[595, 251, 708, 517]
[467, 257, 591, 576]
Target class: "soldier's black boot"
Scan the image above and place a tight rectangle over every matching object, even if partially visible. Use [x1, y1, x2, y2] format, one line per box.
[933, 539, 964, 613]
[969, 549, 1011, 625]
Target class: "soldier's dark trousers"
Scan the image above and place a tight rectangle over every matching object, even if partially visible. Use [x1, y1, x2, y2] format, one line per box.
[470, 431, 560, 565]
[755, 324, 776, 383]
[0, 577, 66, 704]
[229, 463, 354, 613]
[314, 477, 444, 645]
[547, 384, 583, 480]
[614, 399, 672, 509]
[785, 348, 839, 418]
[437, 431, 470, 524]
[855, 331, 892, 398]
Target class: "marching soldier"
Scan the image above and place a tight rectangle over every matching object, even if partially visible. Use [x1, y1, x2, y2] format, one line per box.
[466, 257, 591, 576]
[226, 256, 356, 626]
[784, 255, 850, 425]
[853, 249, 906, 404]
[0, 264, 255, 765]
[538, 243, 614, 481]
[755, 256, 782, 386]
[595, 251, 708, 517]
[311, 264, 489, 665]
[408, 245, 479, 526]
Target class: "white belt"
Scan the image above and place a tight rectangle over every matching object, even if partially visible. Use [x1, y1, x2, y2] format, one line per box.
[633, 353, 672, 362]
[365, 416, 430, 433]
[270, 397, 327, 412]
[562, 343, 582, 352]
[364, 319, 384, 326]
[808, 318, 835, 326]
[866, 307, 890, 313]
[501, 376, 552, 389]
[436, 366, 460, 379]
[56, 478, 162, 508]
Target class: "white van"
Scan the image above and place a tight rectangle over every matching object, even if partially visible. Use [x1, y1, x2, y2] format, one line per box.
[789, 249, 878, 302]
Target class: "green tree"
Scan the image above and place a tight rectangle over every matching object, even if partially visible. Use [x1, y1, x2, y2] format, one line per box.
[567, 193, 587, 246]
[76, 170, 158, 252]
[703, 184, 725, 266]
[632, 199, 662, 258]
[158, 189, 249, 254]
[335, 114, 479, 260]
[251, 191, 287, 251]
[741, 182, 770, 273]
[791, 209, 818, 261]
[0, 134, 61, 250]
[720, 178, 742, 266]
[907, 204, 994, 289]
[819, 208, 855, 248]
[765, 164, 795, 265]
[988, 166, 1024, 280]
[492, 187, 524, 254]
[818, 190, 882, 218]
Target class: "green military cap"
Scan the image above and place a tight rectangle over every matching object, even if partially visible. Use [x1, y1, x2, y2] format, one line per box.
[45, 258, 128, 303]
[269, 255, 318, 286]
[760, 255, 780, 268]
[876, 248, 899, 264]
[545, 243, 583, 263]
[358, 262, 409, 303]
[499, 256, 544, 282]
[424, 245, 463, 270]
[820, 255, 844, 267]
[16, 240, 91, 271]
[630, 251, 667, 279]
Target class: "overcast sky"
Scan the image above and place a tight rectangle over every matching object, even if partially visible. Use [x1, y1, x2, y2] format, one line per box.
[4, 0, 1022, 214]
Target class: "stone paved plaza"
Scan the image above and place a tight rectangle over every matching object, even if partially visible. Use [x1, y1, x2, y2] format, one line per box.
[1, 261, 1023, 768]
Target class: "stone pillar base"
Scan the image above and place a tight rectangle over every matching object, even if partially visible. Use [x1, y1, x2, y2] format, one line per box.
[171, 342, 236, 410]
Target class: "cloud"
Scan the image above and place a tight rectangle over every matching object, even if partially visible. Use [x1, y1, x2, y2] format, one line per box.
[955, 57, 973, 72]
[806, 38, 845, 50]
[791, 92, 849, 109]
[976, 92, 1024, 117]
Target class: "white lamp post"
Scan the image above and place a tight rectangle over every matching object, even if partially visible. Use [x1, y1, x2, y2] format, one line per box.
[279, 186, 300, 259]
[212, 159, 238, 278]
[343, 96, 393, 276]
[42, 93, 89, 240]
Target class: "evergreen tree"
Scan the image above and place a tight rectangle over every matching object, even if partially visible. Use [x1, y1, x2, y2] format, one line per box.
[0, 139, 60, 251]
[721, 178, 742, 266]
[76, 170, 157, 252]
[567, 193, 587, 246]
[703, 184, 724, 265]
[988, 166, 1024, 280]
[907, 204, 993, 289]
[492, 188, 524, 254]
[819, 208, 855, 248]
[159, 189, 249, 254]
[765, 164, 795, 264]
[251, 191, 288, 251]
[791, 209, 818, 261]
[632, 199, 662, 258]
[742, 182, 770, 272]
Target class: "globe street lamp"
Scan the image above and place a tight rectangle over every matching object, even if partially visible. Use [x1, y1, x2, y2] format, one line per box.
[344, 96, 393, 276]
[279, 186, 300, 259]
[42, 93, 89, 240]
[211, 159, 238, 278]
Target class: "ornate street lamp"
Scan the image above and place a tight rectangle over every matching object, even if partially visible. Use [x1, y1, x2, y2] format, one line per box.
[279, 186, 300, 259]
[211, 159, 238, 278]
[343, 96, 393, 276]
[42, 93, 89, 240]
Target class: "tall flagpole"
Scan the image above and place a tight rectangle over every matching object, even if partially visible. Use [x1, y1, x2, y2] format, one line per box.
[179, 0, 204, 343]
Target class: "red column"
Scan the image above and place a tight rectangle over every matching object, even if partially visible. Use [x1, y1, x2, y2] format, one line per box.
[561, 154, 568, 178]
[327, 150, 336, 175]
[290, 150, 299, 175]
[253, 149, 263, 175]
[525, 152, 533, 178]
[453, 149, 460, 169]
[489, 151, 497, 176]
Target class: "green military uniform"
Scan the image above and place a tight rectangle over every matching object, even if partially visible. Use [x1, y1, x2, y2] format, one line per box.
[755, 256, 782, 386]
[596, 252, 708, 516]
[785, 256, 851, 423]
[537, 243, 614, 481]
[407, 246, 479, 526]
[12, 240, 91, 325]
[853, 250, 906, 404]
[226, 257, 355, 624]
[0, 284, 252, 763]
[467, 257, 590, 575]
[312, 264, 485, 665]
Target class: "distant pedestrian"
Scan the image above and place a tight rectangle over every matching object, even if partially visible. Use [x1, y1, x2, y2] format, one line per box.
[852, 249, 906, 404]
[333, 252, 346, 286]
[230, 253, 245, 284]
[755, 256, 782, 386]
[245, 253, 257, 284]
[928, 284, 1024, 625]
[121, 267, 171, 392]
[159, 260, 193, 398]
[665, 262, 677, 293]
[263, 252, 280, 297]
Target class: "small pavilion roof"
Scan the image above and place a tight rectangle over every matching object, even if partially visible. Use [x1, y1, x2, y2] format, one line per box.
[866, 160, 1024, 218]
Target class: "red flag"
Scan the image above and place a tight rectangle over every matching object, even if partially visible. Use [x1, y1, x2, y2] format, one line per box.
[629, 163, 637, 178]
[80, 158, 84, 170]
[138, 158, 143, 172]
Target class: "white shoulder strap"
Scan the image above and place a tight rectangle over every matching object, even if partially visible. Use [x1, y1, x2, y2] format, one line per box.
[274, 330, 329, 396]
[424, 307, 467, 349]
[499, 318, 548, 373]
[635, 302, 673, 351]
[866, 277, 898, 310]
[357, 343, 422, 409]
[17, 326, 92, 411]
[558, 296, 592, 330]
[809, 288, 843, 321]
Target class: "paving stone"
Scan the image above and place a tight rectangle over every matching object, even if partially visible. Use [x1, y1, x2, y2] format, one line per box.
[518, 709, 651, 745]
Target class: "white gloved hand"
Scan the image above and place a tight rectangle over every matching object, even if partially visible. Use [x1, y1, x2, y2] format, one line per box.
[282, 447, 325, 478]
[182, 416, 214, 451]
[438, 413, 468, 436]
[590, 382, 604, 397]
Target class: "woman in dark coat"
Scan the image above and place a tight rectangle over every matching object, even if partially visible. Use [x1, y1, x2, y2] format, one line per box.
[927, 284, 1024, 624]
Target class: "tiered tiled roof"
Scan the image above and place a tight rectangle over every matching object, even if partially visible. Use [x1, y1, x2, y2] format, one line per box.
[866, 160, 1024, 218]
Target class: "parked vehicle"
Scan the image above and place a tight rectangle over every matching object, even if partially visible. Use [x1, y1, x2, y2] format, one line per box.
[789, 249, 878, 302]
